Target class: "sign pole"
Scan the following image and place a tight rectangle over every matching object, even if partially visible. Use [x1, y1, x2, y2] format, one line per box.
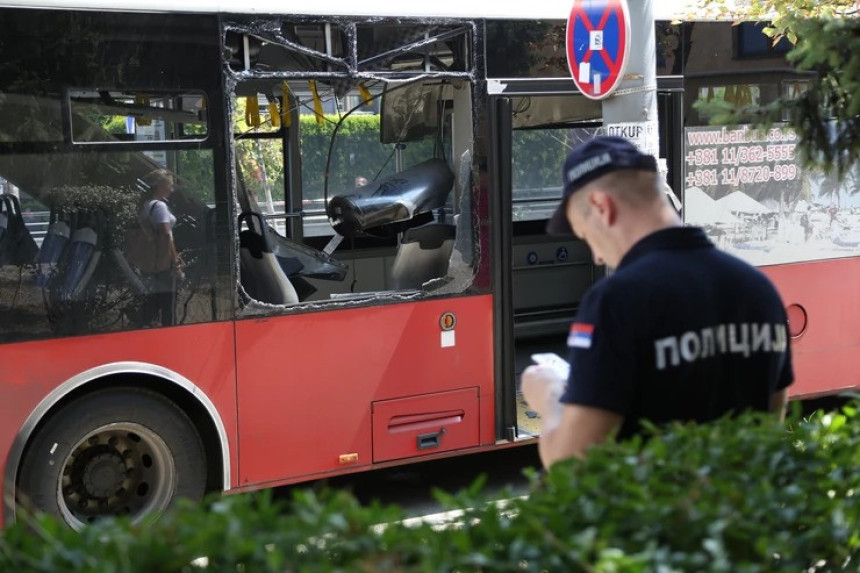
[601, 0, 660, 162]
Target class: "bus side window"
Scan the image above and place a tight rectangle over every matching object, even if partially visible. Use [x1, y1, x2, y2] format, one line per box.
[232, 79, 472, 305]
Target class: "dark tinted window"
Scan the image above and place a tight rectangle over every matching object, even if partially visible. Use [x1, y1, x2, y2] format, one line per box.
[0, 9, 229, 343]
[485, 20, 568, 78]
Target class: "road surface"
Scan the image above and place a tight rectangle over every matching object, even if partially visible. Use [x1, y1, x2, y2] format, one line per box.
[274, 444, 542, 519]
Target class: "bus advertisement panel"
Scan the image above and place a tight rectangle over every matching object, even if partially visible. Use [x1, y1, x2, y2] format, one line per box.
[684, 124, 860, 266]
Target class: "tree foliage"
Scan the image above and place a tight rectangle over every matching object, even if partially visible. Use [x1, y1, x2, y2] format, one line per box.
[692, 0, 859, 180]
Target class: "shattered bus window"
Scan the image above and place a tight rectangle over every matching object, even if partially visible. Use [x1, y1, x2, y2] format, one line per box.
[225, 21, 350, 74]
[355, 23, 470, 74]
[225, 17, 478, 310]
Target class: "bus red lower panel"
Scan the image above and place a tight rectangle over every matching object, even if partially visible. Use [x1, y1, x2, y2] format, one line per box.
[372, 387, 480, 462]
[762, 257, 860, 397]
[234, 294, 495, 487]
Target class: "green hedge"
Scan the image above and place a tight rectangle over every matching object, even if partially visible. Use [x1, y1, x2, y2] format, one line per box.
[2, 399, 858, 572]
[236, 112, 569, 205]
[299, 115, 436, 201]
[299, 115, 567, 201]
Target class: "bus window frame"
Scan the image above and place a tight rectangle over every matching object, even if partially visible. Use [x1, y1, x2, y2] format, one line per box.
[66, 88, 210, 146]
[224, 15, 479, 254]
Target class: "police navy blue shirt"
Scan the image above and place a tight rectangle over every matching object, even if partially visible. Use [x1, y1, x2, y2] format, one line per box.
[561, 226, 794, 440]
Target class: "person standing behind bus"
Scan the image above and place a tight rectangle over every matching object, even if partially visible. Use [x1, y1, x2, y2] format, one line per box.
[521, 136, 794, 469]
[138, 169, 184, 327]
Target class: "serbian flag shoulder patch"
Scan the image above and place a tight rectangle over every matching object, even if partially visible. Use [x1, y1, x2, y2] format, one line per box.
[568, 323, 594, 349]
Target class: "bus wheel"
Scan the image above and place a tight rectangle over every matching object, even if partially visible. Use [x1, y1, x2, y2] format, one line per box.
[17, 387, 206, 530]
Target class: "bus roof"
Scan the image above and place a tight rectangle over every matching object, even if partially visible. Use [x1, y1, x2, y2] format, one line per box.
[0, 0, 702, 21]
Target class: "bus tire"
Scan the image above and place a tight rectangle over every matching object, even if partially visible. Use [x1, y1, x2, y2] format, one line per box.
[16, 387, 206, 530]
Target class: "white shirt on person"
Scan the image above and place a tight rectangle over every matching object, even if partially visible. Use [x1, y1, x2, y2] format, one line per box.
[141, 199, 176, 233]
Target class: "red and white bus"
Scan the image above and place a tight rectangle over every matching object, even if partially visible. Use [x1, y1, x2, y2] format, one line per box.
[0, 1, 856, 529]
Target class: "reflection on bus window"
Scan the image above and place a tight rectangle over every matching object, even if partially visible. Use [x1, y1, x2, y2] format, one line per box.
[733, 22, 793, 58]
[0, 94, 63, 143]
[485, 20, 569, 78]
[509, 95, 601, 223]
[69, 90, 208, 144]
[692, 84, 763, 125]
[0, 149, 218, 343]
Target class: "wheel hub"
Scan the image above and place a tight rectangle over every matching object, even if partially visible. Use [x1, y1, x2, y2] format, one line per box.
[81, 451, 128, 499]
[54, 422, 179, 529]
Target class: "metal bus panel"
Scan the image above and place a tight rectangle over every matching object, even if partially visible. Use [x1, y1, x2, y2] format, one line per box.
[762, 257, 860, 398]
[233, 295, 494, 486]
[372, 387, 480, 463]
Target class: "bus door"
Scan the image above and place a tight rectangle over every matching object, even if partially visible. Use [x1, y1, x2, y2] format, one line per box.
[490, 78, 685, 441]
[488, 80, 603, 441]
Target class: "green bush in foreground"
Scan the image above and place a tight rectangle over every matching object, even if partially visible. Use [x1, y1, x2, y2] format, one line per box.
[2, 399, 858, 572]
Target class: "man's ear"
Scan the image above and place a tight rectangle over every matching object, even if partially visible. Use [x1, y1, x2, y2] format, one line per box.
[589, 190, 616, 225]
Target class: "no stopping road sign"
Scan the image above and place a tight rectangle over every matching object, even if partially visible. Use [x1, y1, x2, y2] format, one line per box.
[566, 0, 631, 100]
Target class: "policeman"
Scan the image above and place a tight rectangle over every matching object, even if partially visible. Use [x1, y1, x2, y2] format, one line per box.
[521, 136, 793, 469]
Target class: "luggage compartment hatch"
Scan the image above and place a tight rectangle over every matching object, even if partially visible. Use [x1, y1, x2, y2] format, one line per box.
[372, 388, 479, 462]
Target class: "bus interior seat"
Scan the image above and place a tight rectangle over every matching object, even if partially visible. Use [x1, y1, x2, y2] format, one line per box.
[395, 150, 476, 293]
[234, 160, 347, 293]
[390, 222, 456, 290]
[40, 210, 103, 304]
[59, 225, 100, 301]
[445, 149, 476, 275]
[50, 211, 106, 302]
[327, 158, 454, 239]
[34, 219, 71, 286]
[239, 211, 299, 305]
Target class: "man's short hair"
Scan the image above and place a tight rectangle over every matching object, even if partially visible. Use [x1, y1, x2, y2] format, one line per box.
[547, 136, 657, 235]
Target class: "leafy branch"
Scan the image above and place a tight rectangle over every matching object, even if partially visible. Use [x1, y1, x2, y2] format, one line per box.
[690, 0, 860, 180]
